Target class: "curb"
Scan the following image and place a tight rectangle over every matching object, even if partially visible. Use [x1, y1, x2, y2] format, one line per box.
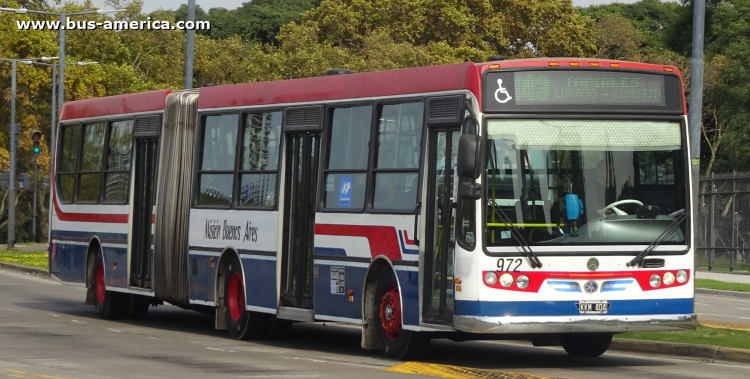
[696, 288, 750, 299]
[0, 261, 49, 277]
[611, 339, 750, 364]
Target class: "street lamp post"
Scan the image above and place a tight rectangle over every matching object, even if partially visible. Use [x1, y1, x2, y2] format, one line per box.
[0, 6, 124, 112]
[0, 56, 57, 248]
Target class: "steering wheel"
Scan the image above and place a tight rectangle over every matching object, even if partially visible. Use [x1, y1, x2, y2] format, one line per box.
[602, 199, 644, 216]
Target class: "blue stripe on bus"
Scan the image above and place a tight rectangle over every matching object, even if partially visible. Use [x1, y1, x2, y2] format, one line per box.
[51, 229, 129, 243]
[313, 247, 347, 256]
[456, 298, 693, 317]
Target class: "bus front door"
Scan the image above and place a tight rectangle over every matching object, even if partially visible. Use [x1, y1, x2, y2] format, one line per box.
[423, 127, 460, 324]
[280, 131, 320, 312]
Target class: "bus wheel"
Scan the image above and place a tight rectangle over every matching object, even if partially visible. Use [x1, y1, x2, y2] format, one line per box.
[374, 268, 429, 360]
[93, 257, 127, 320]
[224, 256, 269, 340]
[561, 333, 613, 357]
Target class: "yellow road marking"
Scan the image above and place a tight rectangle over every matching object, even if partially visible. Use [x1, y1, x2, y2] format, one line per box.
[700, 320, 750, 332]
[4, 370, 26, 374]
[7, 374, 25, 378]
[384, 362, 569, 379]
[31, 375, 69, 379]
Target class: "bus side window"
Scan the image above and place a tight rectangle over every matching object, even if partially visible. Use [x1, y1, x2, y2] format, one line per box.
[58, 124, 81, 203]
[239, 111, 282, 208]
[196, 114, 239, 207]
[372, 102, 424, 211]
[77, 122, 107, 202]
[103, 119, 134, 203]
[323, 105, 372, 210]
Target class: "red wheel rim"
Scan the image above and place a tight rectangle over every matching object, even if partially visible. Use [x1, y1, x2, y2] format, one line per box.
[227, 272, 244, 321]
[96, 263, 106, 304]
[379, 285, 402, 340]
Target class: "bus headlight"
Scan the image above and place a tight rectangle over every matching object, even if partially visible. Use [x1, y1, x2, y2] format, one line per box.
[676, 270, 688, 284]
[650, 274, 662, 288]
[663, 272, 676, 286]
[484, 271, 498, 286]
[516, 275, 530, 289]
[500, 273, 514, 287]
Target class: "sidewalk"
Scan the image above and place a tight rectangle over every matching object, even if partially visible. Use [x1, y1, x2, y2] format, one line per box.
[696, 270, 750, 284]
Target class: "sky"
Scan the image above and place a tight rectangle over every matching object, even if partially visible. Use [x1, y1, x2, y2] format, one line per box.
[81, 0, 646, 14]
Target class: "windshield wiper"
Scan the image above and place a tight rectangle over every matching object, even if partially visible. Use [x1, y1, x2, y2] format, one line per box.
[488, 200, 543, 268]
[627, 211, 688, 268]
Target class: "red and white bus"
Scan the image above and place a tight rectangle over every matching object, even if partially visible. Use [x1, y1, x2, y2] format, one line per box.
[50, 58, 695, 359]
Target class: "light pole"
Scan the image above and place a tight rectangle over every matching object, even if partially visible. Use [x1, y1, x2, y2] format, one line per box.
[185, 0, 196, 89]
[22, 60, 98, 151]
[0, 56, 57, 248]
[0, 6, 124, 112]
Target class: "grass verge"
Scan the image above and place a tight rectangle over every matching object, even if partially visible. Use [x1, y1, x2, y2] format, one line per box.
[695, 278, 750, 293]
[0, 249, 48, 268]
[618, 324, 750, 350]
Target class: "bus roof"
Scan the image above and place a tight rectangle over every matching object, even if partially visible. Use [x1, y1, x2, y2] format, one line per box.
[197, 62, 482, 110]
[59, 89, 170, 121]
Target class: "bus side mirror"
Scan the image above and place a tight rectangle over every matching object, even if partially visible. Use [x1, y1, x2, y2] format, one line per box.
[457, 134, 480, 179]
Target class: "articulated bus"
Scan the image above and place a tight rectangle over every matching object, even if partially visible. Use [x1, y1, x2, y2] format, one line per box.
[50, 58, 695, 359]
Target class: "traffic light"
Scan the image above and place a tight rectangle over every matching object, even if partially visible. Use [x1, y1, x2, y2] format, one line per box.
[0, 172, 9, 189]
[32, 130, 42, 154]
[18, 173, 31, 190]
[40, 176, 50, 190]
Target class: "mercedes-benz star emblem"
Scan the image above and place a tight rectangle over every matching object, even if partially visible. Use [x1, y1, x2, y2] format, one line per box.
[584, 280, 598, 294]
[587, 258, 599, 271]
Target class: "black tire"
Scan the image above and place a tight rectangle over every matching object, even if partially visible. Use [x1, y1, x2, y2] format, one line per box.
[224, 255, 270, 340]
[561, 333, 613, 357]
[93, 254, 127, 320]
[374, 268, 429, 360]
[126, 295, 151, 320]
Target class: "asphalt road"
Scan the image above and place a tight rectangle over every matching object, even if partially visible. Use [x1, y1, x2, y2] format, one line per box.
[1, 269, 750, 379]
[696, 294, 750, 324]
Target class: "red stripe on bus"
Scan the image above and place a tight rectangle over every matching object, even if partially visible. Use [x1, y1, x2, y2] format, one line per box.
[52, 187, 128, 223]
[315, 224, 402, 261]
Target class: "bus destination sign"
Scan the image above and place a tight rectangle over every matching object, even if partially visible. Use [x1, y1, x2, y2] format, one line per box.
[484, 70, 682, 113]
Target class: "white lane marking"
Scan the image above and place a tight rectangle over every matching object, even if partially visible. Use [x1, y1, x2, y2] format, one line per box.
[70, 320, 86, 324]
[738, 307, 750, 310]
[109, 329, 122, 333]
[48, 313, 60, 317]
[207, 346, 236, 353]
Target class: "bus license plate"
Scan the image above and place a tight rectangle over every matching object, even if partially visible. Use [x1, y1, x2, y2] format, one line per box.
[576, 301, 611, 314]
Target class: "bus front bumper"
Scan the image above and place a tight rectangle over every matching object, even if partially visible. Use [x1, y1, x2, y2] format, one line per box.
[454, 313, 697, 334]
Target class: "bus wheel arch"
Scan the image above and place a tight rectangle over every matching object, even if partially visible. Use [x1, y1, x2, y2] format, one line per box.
[84, 237, 104, 306]
[214, 248, 243, 331]
[86, 237, 127, 319]
[361, 256, 402, 351]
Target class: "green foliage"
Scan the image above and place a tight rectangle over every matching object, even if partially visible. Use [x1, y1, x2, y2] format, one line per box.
[619, 324, 750, 350]
[695, 278, 750, 293]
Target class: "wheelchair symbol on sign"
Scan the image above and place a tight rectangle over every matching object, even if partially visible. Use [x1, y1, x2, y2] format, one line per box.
[494, 79, 512, 104]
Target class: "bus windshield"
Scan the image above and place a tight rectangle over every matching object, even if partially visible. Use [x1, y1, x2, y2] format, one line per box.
[485, 119, 687, 247]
